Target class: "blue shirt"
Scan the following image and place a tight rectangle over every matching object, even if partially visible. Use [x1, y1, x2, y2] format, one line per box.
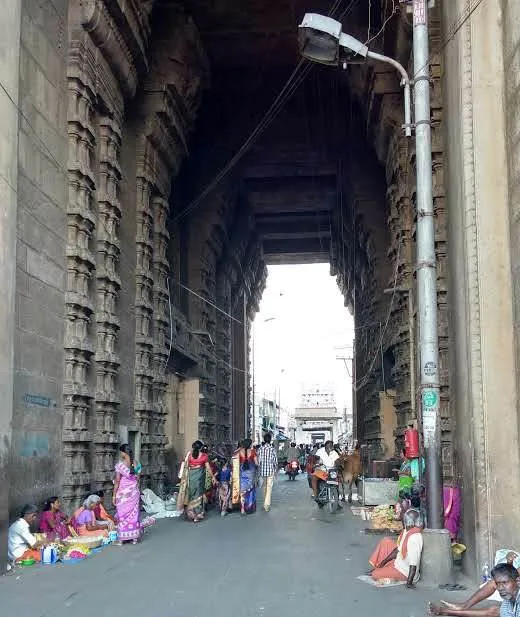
[218, 468, 231, 482]
[500, 590, 520, 617]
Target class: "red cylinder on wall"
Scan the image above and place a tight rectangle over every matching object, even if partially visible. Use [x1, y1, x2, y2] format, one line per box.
[404, 426, 420, 459]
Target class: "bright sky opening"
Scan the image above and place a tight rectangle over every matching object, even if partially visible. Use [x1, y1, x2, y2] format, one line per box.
[252, 263, 355, 416]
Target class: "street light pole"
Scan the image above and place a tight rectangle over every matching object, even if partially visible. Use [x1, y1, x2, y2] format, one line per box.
[412, 0, 443, 529]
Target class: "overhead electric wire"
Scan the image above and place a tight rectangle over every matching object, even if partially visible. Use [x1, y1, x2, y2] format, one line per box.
[365, 0, 399, 47]
[411, 0, 487, 81]
[171, 0, 353, 225]
[171, 58, 312, 223]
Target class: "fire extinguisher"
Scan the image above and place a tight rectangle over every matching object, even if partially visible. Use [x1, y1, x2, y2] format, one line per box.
[404, 425, 420, 459]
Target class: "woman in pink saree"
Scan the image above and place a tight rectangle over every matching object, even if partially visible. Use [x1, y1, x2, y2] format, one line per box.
[40, 496, 71, 541]
[113, 444, 142, 544]
[443, 484, 461, 541]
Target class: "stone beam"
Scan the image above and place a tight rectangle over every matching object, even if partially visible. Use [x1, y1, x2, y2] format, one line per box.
[262, 237, 331, 256]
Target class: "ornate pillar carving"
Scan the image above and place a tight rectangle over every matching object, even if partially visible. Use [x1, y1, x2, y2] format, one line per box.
[151, 195, 171, 487]
[215, 269, 233, 445]
[93, 114, 123, 491]
[64, 40, 97, 508]
[134, 176, 155, 483]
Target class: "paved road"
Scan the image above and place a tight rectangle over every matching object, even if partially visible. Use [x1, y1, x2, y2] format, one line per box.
[1, 475, 466, 617]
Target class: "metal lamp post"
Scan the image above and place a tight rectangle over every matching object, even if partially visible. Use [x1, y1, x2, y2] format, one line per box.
[411, 0, 442, 529]
[298, 6, 443, 529]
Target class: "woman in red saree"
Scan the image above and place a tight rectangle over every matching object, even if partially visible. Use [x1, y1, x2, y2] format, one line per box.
[39, 496, 70, 541]
[177, 441, 217, 522]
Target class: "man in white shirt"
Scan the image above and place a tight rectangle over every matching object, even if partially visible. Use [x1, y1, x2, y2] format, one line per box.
[369, 508, 424, 588]
[311, 440, 339, 498]
[8, 504, 44, 563]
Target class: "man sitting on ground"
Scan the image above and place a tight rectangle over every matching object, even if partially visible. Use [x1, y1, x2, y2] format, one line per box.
[429, 563, 520, 617]
[368, 508, 424, 589]
[8, 504, 46, 564]
[430, 551, 519, 616]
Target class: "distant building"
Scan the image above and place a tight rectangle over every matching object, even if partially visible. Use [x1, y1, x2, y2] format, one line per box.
[251, 396, 278, 445]
[293, 386, 343, 444]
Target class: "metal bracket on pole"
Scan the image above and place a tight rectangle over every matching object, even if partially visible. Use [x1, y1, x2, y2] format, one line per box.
[400, 0, 435, 10]
[367, 51, 412, 137]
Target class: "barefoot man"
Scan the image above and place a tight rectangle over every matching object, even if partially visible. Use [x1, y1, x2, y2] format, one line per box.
[429, 563, 520, 617]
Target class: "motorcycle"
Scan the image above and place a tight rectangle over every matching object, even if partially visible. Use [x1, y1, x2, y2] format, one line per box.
[315, 468, 341, 513]
[286, 459, 299, 481]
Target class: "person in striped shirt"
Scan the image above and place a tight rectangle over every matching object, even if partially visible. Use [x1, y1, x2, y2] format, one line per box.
[257, 433, 278, 512]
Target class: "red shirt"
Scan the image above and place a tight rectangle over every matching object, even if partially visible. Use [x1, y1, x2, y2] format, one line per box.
[188, 452, 208, 468]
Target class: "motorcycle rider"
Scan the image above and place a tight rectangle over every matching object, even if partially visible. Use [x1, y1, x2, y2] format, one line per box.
[286, 442, 299, 463]
[311, 440, 339, 499]
[285, 442, 300, 478]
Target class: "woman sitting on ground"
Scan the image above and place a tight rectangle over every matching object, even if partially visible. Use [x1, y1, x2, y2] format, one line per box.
[93, 490, 115, 530]
[71, 495, 109, 538]
[39, 496, 70, 541]
[368, 508, 424, 588]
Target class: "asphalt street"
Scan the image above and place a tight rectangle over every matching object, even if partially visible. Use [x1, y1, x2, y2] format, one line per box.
[1, 475, 469, 617]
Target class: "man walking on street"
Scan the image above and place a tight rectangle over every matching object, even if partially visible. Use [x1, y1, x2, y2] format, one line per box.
[257, 432, 278, 512]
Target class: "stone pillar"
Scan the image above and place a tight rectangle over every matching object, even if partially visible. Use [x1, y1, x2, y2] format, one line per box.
[151, 195, 171, 491]
[442, 0, 520, 574]
[0, 0, 22, 570]
[94, 115, 123, 497]
[215, 270, 233, 445]
[134, 178, 155, 483]
[64, 48, 97, 509]
[231, 293, 247, 441]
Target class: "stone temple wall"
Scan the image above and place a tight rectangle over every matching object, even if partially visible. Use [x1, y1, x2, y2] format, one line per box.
[5, 0, 267, 522]
[10, 0, 69, 518]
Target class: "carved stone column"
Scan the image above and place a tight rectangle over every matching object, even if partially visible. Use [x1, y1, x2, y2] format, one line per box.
[151, 195, 171, 489]
[134, 177, 155, 483]
[64, 46, 97, 508]
[215, 269, 233, 445]
[94, 114, 123, 492]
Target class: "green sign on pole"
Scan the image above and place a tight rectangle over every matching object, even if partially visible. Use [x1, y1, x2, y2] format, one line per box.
[422, 389, 438, 409]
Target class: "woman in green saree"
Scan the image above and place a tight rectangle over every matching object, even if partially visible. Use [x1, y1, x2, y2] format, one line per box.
[178, 441, 217, 522]
[394, 448, 414, 492]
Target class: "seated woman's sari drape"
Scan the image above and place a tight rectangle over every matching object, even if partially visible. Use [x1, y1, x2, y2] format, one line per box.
[39, 510, 70, 541]
[70, 508, 108, 538]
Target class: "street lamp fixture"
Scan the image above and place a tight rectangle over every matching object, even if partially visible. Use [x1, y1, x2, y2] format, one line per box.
[298, 13, 412, 137]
